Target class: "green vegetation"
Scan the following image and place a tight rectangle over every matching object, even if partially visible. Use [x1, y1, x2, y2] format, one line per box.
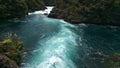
[0, 0, 46, 19]
[43, 0, 57, 6]
[0, 54, 19, 68]
[25, 0, 46, 12]
[0, 0, 28, 19]
[49, 0, 120, 25]
[0, 33, 23, 68]
[0, 0, 120, 24]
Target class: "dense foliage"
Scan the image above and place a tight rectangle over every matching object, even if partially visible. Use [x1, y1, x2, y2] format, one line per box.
[0, 33, 23, 68]
[0, 0, 27, 19]
[43, 0, 57, 6]
[0, 0, 45, 19]
[25, 0, 46, 12]
[49, 0, 120, 25]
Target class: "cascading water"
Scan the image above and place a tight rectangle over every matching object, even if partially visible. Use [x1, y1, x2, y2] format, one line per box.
[28, 6, 54, 15]
[22, 17, 80, 68]
[36, 21, 77, 68]
[0, 6, 120, 68]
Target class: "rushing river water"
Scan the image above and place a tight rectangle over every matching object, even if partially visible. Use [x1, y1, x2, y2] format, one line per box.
[0, 9, 120, 68]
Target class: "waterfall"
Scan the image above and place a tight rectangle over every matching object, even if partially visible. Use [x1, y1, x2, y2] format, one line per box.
[28, 6, 54, 15]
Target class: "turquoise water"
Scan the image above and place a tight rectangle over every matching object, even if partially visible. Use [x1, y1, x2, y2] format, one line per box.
[0, 14, 120, 68]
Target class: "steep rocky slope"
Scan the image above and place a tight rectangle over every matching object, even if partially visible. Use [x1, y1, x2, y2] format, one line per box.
[49, 0, 120, 25]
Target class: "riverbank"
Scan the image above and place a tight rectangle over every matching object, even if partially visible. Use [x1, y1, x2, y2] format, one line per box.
[0, 0, 46, 19]
[0, 33, 23, 68]
[48, 0, 120, 26]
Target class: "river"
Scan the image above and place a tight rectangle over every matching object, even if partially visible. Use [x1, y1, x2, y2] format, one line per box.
[0, 7, 120, 68]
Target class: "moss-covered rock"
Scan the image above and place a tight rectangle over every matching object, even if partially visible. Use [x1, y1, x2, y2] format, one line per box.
[0, 54, 19, 68]
[0, 33, 23, 68]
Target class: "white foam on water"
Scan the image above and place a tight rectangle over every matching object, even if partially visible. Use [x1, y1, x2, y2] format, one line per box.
[22, 17, 78, 68]
[36, 23, 77, 68]
[60, 19, 75, 28]
[28, 6, 54, 15]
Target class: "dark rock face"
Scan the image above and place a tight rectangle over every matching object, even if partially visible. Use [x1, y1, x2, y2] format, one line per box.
[0, 54, 19, 68]
[48, 0, 120, 25]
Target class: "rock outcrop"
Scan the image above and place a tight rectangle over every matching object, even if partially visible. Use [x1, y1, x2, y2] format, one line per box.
[48, 0, 120, 25]
[0, 54, 19, 68]
[0, 33, 23, 68]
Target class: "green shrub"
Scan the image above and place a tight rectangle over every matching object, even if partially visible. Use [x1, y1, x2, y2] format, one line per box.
[0, 33, 23, 65]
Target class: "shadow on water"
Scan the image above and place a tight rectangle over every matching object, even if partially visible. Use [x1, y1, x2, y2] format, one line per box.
[82, 24, 120, 53]
[76, 24, 120, 68]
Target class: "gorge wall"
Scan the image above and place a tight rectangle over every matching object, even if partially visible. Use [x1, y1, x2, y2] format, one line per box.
[48, 0, 120, 25]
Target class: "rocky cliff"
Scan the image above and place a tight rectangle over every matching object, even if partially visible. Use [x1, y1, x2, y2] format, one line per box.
[48, 0, 120, 25]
